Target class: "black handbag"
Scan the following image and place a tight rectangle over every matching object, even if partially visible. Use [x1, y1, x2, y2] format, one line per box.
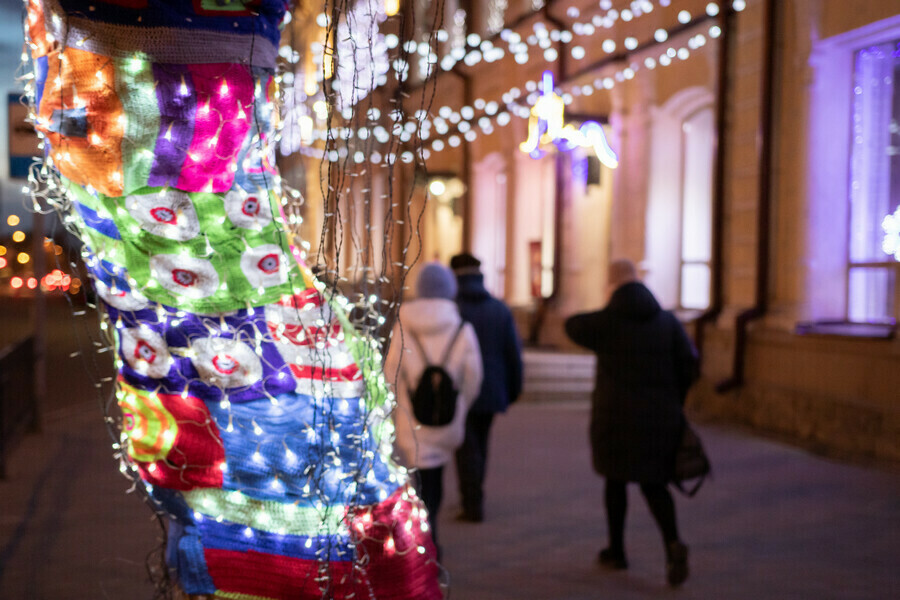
[671, 422, 711, 497]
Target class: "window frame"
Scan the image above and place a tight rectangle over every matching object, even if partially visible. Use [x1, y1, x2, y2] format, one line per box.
[644, 86, 716, 310]
[676, 104, 715, 312]
[807, 14, 900, 324]
[844, 32, 900, 323]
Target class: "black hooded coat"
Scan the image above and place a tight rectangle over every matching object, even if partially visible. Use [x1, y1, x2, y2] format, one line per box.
[565, 282, 698, 483]
[456, 273, 524, 414]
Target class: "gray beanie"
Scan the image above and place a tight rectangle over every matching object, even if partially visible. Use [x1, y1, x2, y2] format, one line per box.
[416, 262, 458, 299]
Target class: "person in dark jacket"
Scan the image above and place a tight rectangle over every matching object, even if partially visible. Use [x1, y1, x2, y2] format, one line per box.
[565, 259, 698, 588]
[450, 253, 524, 522]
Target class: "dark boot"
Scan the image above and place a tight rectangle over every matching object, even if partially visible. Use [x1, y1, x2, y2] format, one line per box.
[597, 547, 629, 570]
[455, 507, 483, 523]
[665, 541, 689, 587]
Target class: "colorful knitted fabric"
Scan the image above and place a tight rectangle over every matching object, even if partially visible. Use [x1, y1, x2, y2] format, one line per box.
[25, 2, 440, 598]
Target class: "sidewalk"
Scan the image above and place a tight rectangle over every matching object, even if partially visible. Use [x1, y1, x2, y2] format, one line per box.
[0, 402, 161, 599]
[440, 401, 900, 599]
[2, 399, 898, 599]
[1, 299, 159, 599]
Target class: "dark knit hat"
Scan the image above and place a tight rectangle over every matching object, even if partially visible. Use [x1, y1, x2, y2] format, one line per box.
[449, 253, 481, 273]
[416, 262, 458, 299]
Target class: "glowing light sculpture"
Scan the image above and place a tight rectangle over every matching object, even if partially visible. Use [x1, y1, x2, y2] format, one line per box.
[23, 1, 440, 598]
[519, 71, 619, 168]
[883, 207, 900, 262]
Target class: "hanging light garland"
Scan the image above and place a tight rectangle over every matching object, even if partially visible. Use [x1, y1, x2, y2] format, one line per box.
[295, 13, 725, 164]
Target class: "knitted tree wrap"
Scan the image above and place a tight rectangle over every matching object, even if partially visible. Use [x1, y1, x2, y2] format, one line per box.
[24, 1, 440, 598]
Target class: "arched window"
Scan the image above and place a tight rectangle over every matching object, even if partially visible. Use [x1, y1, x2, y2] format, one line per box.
[471, 152, 508, 297]
[645, 87, 715, 311]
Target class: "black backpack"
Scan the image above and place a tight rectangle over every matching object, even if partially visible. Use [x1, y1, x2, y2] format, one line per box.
[404, 323, 465, 426]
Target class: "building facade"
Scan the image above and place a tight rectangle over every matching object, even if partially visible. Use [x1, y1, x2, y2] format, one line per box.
[286, 0, 900, 462]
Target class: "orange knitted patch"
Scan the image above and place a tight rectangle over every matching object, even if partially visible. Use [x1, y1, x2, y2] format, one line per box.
[36, 47, 124, 197]
[26, 0, 53, 58]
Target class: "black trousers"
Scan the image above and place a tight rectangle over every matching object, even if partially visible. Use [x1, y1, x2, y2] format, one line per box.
[454, 411, 495, 516]
[416, 466, 444, 544]
[604, 478, 680, 554]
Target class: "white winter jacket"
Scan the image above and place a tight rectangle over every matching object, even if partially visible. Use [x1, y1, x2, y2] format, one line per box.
[385, 298, 483, 469]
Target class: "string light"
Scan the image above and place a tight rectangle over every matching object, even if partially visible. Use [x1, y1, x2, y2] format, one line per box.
[297, 20, 719, 163]
[287, 0, 723, 153]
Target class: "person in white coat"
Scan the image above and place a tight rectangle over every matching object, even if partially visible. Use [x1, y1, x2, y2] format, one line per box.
[386, 262, 483, 546]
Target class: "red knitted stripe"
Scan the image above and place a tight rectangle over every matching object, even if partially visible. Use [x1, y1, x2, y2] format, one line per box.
[347, 487, 443, 600]
[276, 290, 324, 309]
[204, 487, 442, 600]
[288, 363, 361, 382]
[352, 528, 443, 600]
[205, 549, 354, 599]
[267, 322, 342, 346]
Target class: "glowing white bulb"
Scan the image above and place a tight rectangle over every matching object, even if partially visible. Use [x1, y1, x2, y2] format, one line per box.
[428, 179, 446, 196]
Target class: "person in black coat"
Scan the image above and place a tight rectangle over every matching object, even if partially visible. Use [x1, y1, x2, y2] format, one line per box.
[565, 259, 698, 587]
[450, 253, 524, 522]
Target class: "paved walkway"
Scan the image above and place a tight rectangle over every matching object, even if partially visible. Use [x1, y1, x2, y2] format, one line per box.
[1, 302, 899, 598]
[440, 402, 900, 599]
[2, 400, 899, 599]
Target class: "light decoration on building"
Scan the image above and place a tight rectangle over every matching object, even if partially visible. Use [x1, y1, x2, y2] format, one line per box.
[488, 0, 509, 34]
[384, 0, 400, 17]
[882, 207, 900, 261]
[290, 0, 710, 150]
[22, 1, 440, 598]
[519, 71, 618, 168]
[293, 3, 722, 164]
